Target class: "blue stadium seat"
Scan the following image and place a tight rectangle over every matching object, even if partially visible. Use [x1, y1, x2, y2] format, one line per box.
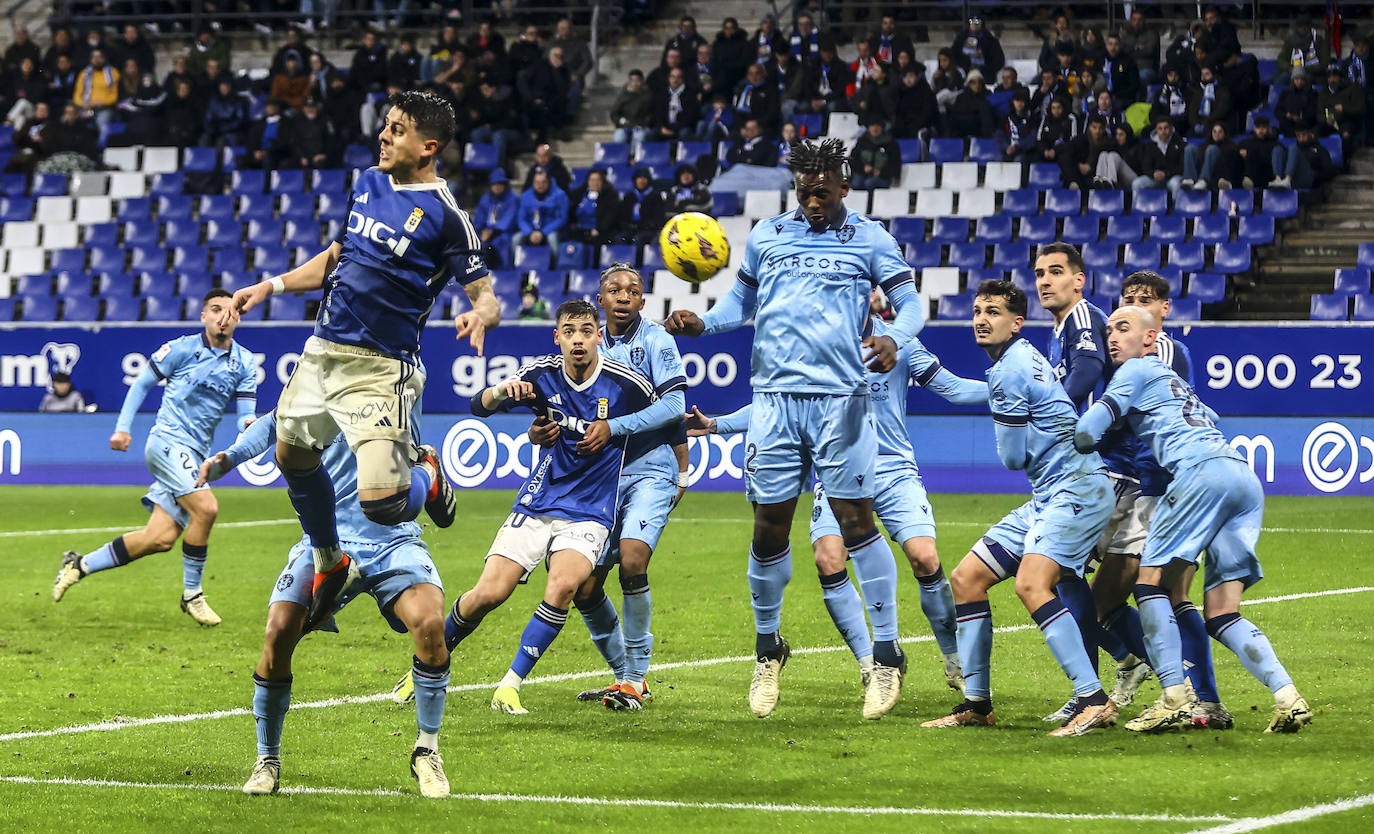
[278, 192, 315, 222]
[59, 294, 99, 321]
[252, 247, 290, 274]
[1219, 188, 1253, 215]
[1123, 242, 1161, 271]
[1147, 215, 1186, 244]
[1213, 242, 1251, 273]
[791, 113, 822, 138]
[463, 142, 500, 172]
[930, 217, 970, 243]
[1310, 293, 1349, 320]
[1188, 272, 1226, 302]
[1105, 215, 1143, 244]
[1355, 295, 1374, 321]
[1001, 189, 1039, 216]
[555, 241, 590, 269]
[1082, 241, 1118, 271]
[211, 247, 249, 273]
[1172, 190, 1211, 215]
[1261, 189, 1298, 217]
[149, 172, 183, 197]
[947, 242, 985, 269]
[600, 243, 637, 267]
[711, 190, 741, 216]
[1027, 163, 1060, 188]
[17, 293, 55, 320]
[310, 169, 347, 194]
[0, 297, 13, 321]
[1320, 134, 1343, 167]
[566, 269, 599, 296]
[1087, 190, 1125, 216]
[604, 165, 636, 190]
[129, 247, 167, 272]
[1026, 301, 1055, 320]
[514, 245, 551, 269]
[89, 247, 126, 273]
[937, 293, 974, 320]
[51, 249, 86, 273]
[143, 294, 184, 322]
[1009, 267, 1036, 295]
[991, 242, 1030, 270]
[100, 294, 140, 321]
[284, 220, 321, 248]
[1043, 189, 1081, 217]
[230, 170, 266, 194]
[896, 139, 922, 163]
[1236, 215, 1274, 246]
[14, 274, 51, 295]
[267, 294, 307, 321]
[195, 195, 234, 223]
[973, 215, 1013, 243]
[636, 143, 673, 168]
[122, 220, 158, 247]
[1060, 215, 1100, 244]
[0, 173, 26, 196]
[238, 193, 275, 222]
[928, 138, 964, 163]
[268, 170, 307, 196]
[204, 219, 242, 248]
[887, 217, 926, 247]
[1129, 189, 1168, 216]
[317, 193, 348, 223]
[217, 271, 257, 292]
[1016, 215, 1056, 244]
[81, 223, 117, 249]
[134, 271, 175, 297]
[1157, 266, 1185, 297]
[1191, 214, 1231, 245]
[31, 173, 68, 197]
[183, 147, 218, 173]
[968, 138, 1000, 163]
[175, 272, 213, 298]
[1091, 269, 1123, 297]
[163, 219, 202, 248]
[1359, 243, 1374, 270]
[0, 196, 33, 222]
[172, 246, 209, 273]
[1087, 294, 1116, 313]
[55, 273, 93, 296]
[966, 268, 1004, 285]
[342, 144, 373, 170]
[156, 195, 192, 221]
[676, 141, 711, 163]
[247, 219, 284, 247]
[116, 197, 150, 223]
[641, 244, 666, 271]
[904, 242, 943, 268]
[1334, 268, 1371, 295]
[1167, 242, 1206, 272]
[593, 142, 630, 167]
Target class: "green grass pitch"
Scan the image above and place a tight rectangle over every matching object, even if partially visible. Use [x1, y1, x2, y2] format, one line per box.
[1, 485, 1372, 832]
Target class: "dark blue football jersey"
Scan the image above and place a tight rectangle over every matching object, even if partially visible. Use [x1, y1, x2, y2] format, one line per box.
[1133, 332, 1194, 496]
[317, 167, 488, 360]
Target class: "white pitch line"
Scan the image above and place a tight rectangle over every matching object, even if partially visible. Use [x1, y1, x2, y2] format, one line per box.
[671, 519, 1374, 534]
[1185, 793, 1374, 833]
[0, 776, 1233, 822]
[0, 519, 301, 538]
[4, 584, 1369, 745]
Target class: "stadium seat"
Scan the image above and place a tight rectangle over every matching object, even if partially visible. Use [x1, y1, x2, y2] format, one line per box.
[991, 242, 1030, 270]
[463, 142, 500, 172]
[913, 189, 954, 218]
[1188, 272, 1226, 302]
[92, 272, 133, 296]
[238, 193, 275, 222]
[1219, 188, 1254, 215]
[121, 220, 158, 247]
[310, 169, 347, 194]
[247, 220, 284, 248]
[904, 242, 943, 268]
[1167, 242, 1206, 272]
[640, 244, 666, 271]
[1129, 189, 1168, 216]
[928, 138, 964, 164]
[55, 273, 93, 296]
[183, 147, 218, 173]
[997, 189, 1037, 218]
[172, 246, 209, 273]
[1010, 267, 1036, 295]
[965, 267, 1004, 285]
[1213, 242, 1252, 273]
[103, 146, 140, 171]
[175, 272, 213, 298]
[1105, 215, 1143, 244]
[1261, 189, 1298, 217]
[216, 271, 256, 292]
[163, 219, 202, 248]
[869, 188, 910, 218]
[1310, 293, 1349, 320]
[1236, 215, 1274, 246]
[36, 196, 73, 223]
[956, 188, 996, 218]
[676, 140, 711, 164]
[267, 294, 307, 321]
[106, 171, 145, 200]
[18, 292, 57, 321]
[898, 163, 937, 190]
[1191, 214, 1231, 245]
[230, 170, 266, 194]
[930, 217, 970, 244]
[1172, 190, 1211, 215]
[13, 274, 51, 295]
[983, 162, 1023, 192]
[31, 173, 68, 197]
[89, 247, 127, 273]
[82, 223, 117, 249]
[74, 196, 113, 225]
[941, 162, 979, 192]
[1088, 269, 1120, 297]
[143, 295, 184, 322]
[1087, 294, 1116, 313]
[1358, 244, 1374, 271]
[919, 267, 961, 299]
[968, 138, 1001, 163]
[514, 245, 552, 270]
[1043, 189, 1081, 217]
[210, 246, 248, 273]
[277, 192, 315, 222]
[116, 196, 150, 223]
[98, 294, 139, 321]
[743, 189, 781, 220]
[947, 242, 986, 270]
[710, 190, 741, 216]
[0, 296, 13, 322]
[59, 294, 99, 321]
[1147, 215, 1186, 244]
[1087, 190, 1126, 216]
[1082, 241, 1118, 270]
[887, 217, 926, 247]
[0, 196, 32, 222]
[566, 269, 599, 296]
[598, 243, 636, 267]
[1027, 163, 1060, 188]
[636, 143, 673, 168]
[1026, 301, 1054, 320]
[1334, 268, 1371, 295]
[48, 249, 84, 275]
[896, 138, 923, 163]
[593, 142, 630, 167]
[148, 172, 183, 197]
[40, 222, 80, 250]
[554, 242, 590, 269]
[1017, 215, 1056, 244]
[1320, 134, 1343, 167]
[1061, 215, 1100, 245]
[1123, 242, 1161, 272]
[937, 293, 975, 320]
[317, 193, 348, 223]
[70, 171, 108, 197]
[129, 247, 167, 272]
[252, 247, 290, 274]
[342, 144, 373, 170]
[156, 194, 191, 219]
[204, 219, 242, 248]
[973, 215, 1013, 243]
[284, 220, 321, 248]
[1354, 294, 1374, 321]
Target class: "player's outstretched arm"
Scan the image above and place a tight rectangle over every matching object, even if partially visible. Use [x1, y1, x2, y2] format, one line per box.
[605, 389, 684, 438]
[677, 278, 758, 337]
[111, 364, 161, 451]
[223, 242, 341, 327]
[471, 378, 536, 416]
[196, 411, 278, 486]
[455, 276, 501, 356]
[691, 403, 750, 436]
[683, 405, 718, 437]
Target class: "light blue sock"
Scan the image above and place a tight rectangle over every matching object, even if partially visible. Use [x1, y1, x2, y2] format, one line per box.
[620, 573, 653, 682]
[956, 601, 993, 699]
[1031, 598, 1103, 698]
[1056, 576, 1100, 676]
[576, 590, 627, 679]
[509, 602, 567, 680]
[846, 532, 899, 641]
[747, 543, 791, 635]
[819, 569, 873, 662]
[1176, 601, 1219, 702]
[412, 655, 449, 736]
[80, 537, 131, 575]
[252, 673, 291, 758]
[182, 542, 206, 591]
[917, 566, 959, 656]
[1208, 613, 1294, 694]
[1134, 584, 1184, 688]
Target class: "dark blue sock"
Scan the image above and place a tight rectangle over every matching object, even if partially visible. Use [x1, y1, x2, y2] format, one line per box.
[509, 602, 567, 680]
[1056, 576, 1100, 677]
[1175, 601, 1218, 702]
[444, 596, 481, 651]
[1102, 603, 1151, 665]
[282, 464, 339, 553]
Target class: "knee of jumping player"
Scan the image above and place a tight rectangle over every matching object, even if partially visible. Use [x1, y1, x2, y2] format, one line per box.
[360, 487, 413, 525]
[409, 614, 449, 665]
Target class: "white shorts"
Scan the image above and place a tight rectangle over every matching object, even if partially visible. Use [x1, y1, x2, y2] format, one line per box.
[486, 512, 610, 582]
[277, 335, 424, 454]
[1097, 478, 1156, 559]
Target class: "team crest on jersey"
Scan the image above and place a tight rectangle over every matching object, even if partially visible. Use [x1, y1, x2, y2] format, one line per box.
[276, 573, 293, 591]
[835, 225, 855, 243]
[404, 207, 424, 233]
[596, 397, 608, 419]
[631, 346, 646, 366]
[153, 342, 172, 361]
[1076, 331, 1097, 351]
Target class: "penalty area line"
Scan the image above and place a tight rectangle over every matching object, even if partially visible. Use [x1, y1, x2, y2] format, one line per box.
[1185, 792, 1374, 833]
[2, 585, 1369, 744]
[0, 518, 301, 538]
[0, 776, 1234, 822]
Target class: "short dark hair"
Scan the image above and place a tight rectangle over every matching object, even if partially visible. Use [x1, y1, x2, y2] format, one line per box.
[628, 69, 644, 79]
[975, 279, 1028, 317]
[599, 261, 642, 288]
[555, 298, 600, 324]
[1037, 242, 1087, 276]
[1087, 114, 1107, 129]
[1123, 270, 1172, 300]
[203, 288, 232, 305]
[788, 138, 850, 180]
[385, 89, 457, 151]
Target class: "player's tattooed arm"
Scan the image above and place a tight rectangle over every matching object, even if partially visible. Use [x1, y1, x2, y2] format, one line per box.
[456, 276, 501, 356]
[684, 405, 718, 436]
[223, 242, 341, 327]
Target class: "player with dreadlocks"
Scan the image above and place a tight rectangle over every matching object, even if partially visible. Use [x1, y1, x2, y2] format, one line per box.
[667, 138, 927, 718]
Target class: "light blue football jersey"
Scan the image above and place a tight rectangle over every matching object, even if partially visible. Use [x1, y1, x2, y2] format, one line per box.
[1097, 355, 1242, 474]
[147, 333, 257, 458]
[736, 208, 915, 395]
[989, 336, 1106, 501]
[601, 315, 688, 478]
[317, 167, 489, 361]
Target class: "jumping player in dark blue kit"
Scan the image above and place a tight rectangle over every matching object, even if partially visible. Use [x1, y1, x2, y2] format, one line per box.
[441, 300, 679, 716]
[223, 91, 500, 630]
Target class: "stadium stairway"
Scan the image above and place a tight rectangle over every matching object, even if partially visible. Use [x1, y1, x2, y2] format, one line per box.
[1238, 148, 1374, 319]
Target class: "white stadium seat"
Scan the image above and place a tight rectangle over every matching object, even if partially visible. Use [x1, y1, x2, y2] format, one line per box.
[984, 162, 1024, 192]
[868, 188, 910, 218]
[913, 189, 954, 218]
[940, 162, 980, 192]
[74, 196, 114, 225]
[102, 146, 140, 171]
[3, 221, 40, 250]
[920, 267, 962, 301]
[827, 112, 861, 140]
[36, 197, 73, 223]
[107, 172, 147, 199]
[6, 247, 46, 276]
[70, 172, 109, 197]
[142, 146, 180, 174]
[899, 163, 937, 191]
[744, 189, 782, 220]
[956, 188, 997, 218]
[41, 223, 80, 250]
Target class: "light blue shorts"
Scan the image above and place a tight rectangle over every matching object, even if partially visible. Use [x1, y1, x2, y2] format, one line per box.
[598, 470, 679, 567]
[1144, 457, 1265, 591]
[811, 462, 936, 544]
[270, 537, 443, 634]
[745, 391, 877, 505]
[141, 434, 208, 529]
[978, 472, 1115, 578]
